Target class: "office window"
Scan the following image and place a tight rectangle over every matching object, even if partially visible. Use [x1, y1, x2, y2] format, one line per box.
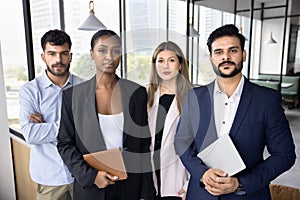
[0, 1, 28, 129]
[192, 6, 236, 85]
[124, 0, 165, 85]
[293, 28, 300, 74]
[30, 0, 62, 77]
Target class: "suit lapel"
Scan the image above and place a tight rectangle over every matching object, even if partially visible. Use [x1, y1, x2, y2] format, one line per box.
[73, 76, 106, 153]
[230, 79, 253, 137]
[199, 82, 218, 151]
[118, 79, 129, 144]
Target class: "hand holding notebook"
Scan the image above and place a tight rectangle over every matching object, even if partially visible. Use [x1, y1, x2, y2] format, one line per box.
[197, 134, 246, 176]
[83, 148, 128, 180]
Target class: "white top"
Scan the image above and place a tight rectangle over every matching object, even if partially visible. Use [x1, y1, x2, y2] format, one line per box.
[98, 112, 124, 150]
[214, 77, 244, 138]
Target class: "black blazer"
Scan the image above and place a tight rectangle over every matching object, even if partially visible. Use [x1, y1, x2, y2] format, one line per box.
[57, 76, 155, 200]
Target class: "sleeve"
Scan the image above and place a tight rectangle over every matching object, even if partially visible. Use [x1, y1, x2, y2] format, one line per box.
[19, 84, 59, 144]
[57, 89, 98, 187]
[174, 89, 209, 185]
[238, 91, 296, 196]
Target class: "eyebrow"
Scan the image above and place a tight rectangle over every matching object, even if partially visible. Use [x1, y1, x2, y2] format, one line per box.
[96, 44, 121, 48]
[229, 46, 240, 50]
[213, 46, 240, 52]
[46, 50, 70, 54]
[157, 56, 176, 59]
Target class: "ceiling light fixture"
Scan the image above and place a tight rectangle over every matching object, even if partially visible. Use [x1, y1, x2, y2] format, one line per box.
[264, 32, 277, 44]
[78, 0, 106, 31]
[239, 26, 248, 41]
[188, 0, 200, 38]
[189, 23, 200, 37]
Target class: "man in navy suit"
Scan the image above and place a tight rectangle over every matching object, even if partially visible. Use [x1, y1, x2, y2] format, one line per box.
[174, 24, 296, 200]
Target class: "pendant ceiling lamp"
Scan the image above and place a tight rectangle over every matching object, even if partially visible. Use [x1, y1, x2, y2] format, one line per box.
[264, 32, 277, 44]
[239, 26, 248, 41]
[78, 0, 106, 31]
[187, 0, 199, 37]
[239, 16, 247, 41]
[189, 23, 200, 37]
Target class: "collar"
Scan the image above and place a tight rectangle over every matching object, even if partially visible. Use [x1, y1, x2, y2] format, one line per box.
[213, 76, 245, 101]
[41, 70, 72, 89]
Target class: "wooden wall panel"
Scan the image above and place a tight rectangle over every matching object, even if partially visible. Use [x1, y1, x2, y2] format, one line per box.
[11, 137, 36, 200]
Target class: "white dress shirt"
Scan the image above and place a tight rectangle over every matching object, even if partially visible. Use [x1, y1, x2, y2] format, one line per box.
[214, 77, 244, 137]
[19, 70, 84, 186]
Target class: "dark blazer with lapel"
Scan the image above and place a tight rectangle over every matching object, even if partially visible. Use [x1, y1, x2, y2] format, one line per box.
[174, 78, 296, 200]
[57, 76, 155, 200]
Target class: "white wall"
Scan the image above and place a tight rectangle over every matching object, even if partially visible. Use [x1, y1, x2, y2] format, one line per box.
[259, 0, 292, 75]
[0, 42, 16, 199]
[260, 18, 290, 74]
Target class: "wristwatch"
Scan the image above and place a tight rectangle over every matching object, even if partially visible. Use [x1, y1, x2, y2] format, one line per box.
[235, 181, 246, 196]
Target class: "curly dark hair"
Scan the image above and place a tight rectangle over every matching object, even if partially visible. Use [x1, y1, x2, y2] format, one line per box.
[207, 24, 246, 54]
[41, 29, 72, 51]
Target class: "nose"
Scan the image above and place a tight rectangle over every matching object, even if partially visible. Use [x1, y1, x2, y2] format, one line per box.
[163, 61, 169, 69]
[55, 53, 62, 63]
[106, 50, 114, 60]
[222, 51, 231, 61]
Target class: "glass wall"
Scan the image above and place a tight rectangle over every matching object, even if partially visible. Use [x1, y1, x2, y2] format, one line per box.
[0, 1, 28, 129]
[30, 0, 62, 77]
[0, 0, 260, 129]
[124, 0, 166, 86]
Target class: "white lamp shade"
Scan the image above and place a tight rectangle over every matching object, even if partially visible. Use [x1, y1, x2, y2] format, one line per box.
[189, 24, 200, 37]
[78, 13, 106, 31]
[264, 32, 277, 44]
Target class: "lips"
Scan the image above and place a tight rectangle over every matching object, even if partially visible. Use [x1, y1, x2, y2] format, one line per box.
[221, 64, 232, 70]
[54, 65, 63, 68]
[104, 62, 115, 67]
[162, 72, 171, 75]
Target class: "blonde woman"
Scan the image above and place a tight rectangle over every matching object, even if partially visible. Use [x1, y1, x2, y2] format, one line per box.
[147, 41, 193, 200]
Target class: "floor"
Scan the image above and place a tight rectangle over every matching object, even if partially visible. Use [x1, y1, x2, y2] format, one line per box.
[271, 105, 300, 189]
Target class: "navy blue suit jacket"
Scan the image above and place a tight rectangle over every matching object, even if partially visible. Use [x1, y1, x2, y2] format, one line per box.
[174, 78, 296, 200]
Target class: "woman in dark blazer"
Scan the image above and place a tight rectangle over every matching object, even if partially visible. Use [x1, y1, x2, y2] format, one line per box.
[57, 29, 155, 200]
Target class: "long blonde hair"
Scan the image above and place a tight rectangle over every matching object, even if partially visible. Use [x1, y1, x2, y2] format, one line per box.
[147, 41, 193, 113]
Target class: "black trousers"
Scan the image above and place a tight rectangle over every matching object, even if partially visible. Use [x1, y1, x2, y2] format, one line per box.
[104, 183, 124, 200]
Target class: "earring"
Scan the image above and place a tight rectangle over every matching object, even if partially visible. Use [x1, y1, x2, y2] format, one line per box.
[90, 58, 95, 70]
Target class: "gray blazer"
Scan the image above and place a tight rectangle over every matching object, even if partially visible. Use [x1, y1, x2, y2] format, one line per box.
[57, 76, 155, 200]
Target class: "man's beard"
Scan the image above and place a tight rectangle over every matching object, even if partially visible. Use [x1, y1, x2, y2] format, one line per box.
[47, 63, 70, 76]
[212, 60, 243, 78]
